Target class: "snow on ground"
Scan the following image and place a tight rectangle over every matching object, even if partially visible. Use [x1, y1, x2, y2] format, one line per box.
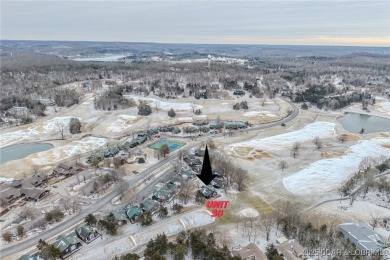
[243, 111, 277, 118]
[106, 115, 139, 133]
[373, 97, 390, 116]
[0, 117, 79, 148]
[238, 208, 260, 218]
[26, 137, 107, 165]
[0, 177, 14, 183]
[230, 121, 335, 152]
[283, 138, 390, 195]
[124, 95, 203, 111]
[70, 209, 213, 260]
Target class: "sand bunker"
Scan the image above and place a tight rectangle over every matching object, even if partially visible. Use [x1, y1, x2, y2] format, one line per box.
[320, 152, 343, 158]
[232, 146, 271, 160]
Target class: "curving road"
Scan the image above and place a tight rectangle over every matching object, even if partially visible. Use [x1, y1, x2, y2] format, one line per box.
[0, 98, 299, 257]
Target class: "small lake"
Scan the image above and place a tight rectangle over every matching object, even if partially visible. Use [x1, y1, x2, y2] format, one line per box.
[338, 112, 390, 133]
[0, 143, 54, 164]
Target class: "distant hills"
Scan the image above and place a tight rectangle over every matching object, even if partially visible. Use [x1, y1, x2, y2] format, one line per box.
[1, 40, 390, 58]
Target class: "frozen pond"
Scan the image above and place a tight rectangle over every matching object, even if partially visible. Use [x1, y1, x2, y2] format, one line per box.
[338, 112, 390, 133]
[0, 143, 53, 164]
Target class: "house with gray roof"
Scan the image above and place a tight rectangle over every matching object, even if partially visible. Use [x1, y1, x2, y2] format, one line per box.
[169, 175, 186, 187]
[126, 206, 142, 223]
[52, 231, 82, 259]
[75, 224, 100, 243]
[199, 185, 217, 199]
[140, 198, 158, 213]
[210, 178, 224, 189]
[152, 189, 172, 202]
[109, 208, 128, 225]
[179, 168, 196, 180]
[18, 249, 43, 260]
[339, 222, 388, 253]
[224, 121, 248, 129]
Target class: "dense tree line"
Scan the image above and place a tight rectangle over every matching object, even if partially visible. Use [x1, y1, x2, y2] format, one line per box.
[143, 230, 240, 260]
[94, 85, 135, 110]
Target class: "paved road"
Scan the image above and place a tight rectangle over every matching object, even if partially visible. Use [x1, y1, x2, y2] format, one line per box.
[0, 98, 299, 257]
[302, 169, 390, 212]
[0, 142, 199, 257]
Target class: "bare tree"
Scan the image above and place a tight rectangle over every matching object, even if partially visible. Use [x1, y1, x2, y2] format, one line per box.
[56, 122, 66, 140]
[312, 136, 323, 150]
[178, 149, 184, 162]
[113, 157, 121, 169]
[359, 156, 374, 174]
[232, 168, 248, 191]
[337, 134, 347, 143]
[155, 101, 161, 112]
[278, 160, 288, 171]
[291, 142, 301, 158]
[260, 213, 274, 241]
[178, 181, 194, 204]
[369, 212, 381, 230]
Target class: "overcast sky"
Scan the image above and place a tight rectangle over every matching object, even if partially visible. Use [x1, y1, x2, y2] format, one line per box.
[1, 0, 389, 46]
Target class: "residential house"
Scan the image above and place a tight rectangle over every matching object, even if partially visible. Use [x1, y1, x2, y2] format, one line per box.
[120, 141, 133, 150]
[199, 185, 217, 199]
[109, 208, 128, 225]
[75, 224, 100, 243]
[194, 149, 205, 157]
[191, 164, 202, 173]
[11, 180, 22, 188]
[126, 206, 142, 223]
[209, 120, 224, 130]
[37, 98, 56, 106]
[147, 128, 159, 135]
[231, 243, 268, 260]
[233, 90, 245, 96]
[52, 163, 74, 177]
[103, 146, 120, 158]
[0, 185, 22, 204]
[275, 239, 306, 260]
[19, 249, 43, 260]
[152, 188, 172, 202]
[339, 222, 388, 253]
[179, 168, 196, 180]
[224, 121, 248, 129]
[171, 127, 181, 134]
[28, 173, 48, 187]
[210, 178, 223, 189]
[8, 106, 29, 116]
[168, 175, 186, 187]
[20, 188, 50, 202]
[193, 120, 208, 126]
[140, 198, 158, 213]
[86, 155, 102, 164]
[52, 231, 82, 259]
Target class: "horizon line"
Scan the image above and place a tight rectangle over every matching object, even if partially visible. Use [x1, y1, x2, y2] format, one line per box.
[1, 39, 390, 49]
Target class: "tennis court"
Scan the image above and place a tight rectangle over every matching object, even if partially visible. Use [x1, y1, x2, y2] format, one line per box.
[148, 139, 186, 152]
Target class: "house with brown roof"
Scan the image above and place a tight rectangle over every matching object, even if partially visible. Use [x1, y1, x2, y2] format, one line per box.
[28, 173, 48, 187]
[275, 239, 306, 260]
[231, 243, 268, 260]
[20, 187, 50, 202]
[0, 184, 22, 204]
[53, 163, 74, 177]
